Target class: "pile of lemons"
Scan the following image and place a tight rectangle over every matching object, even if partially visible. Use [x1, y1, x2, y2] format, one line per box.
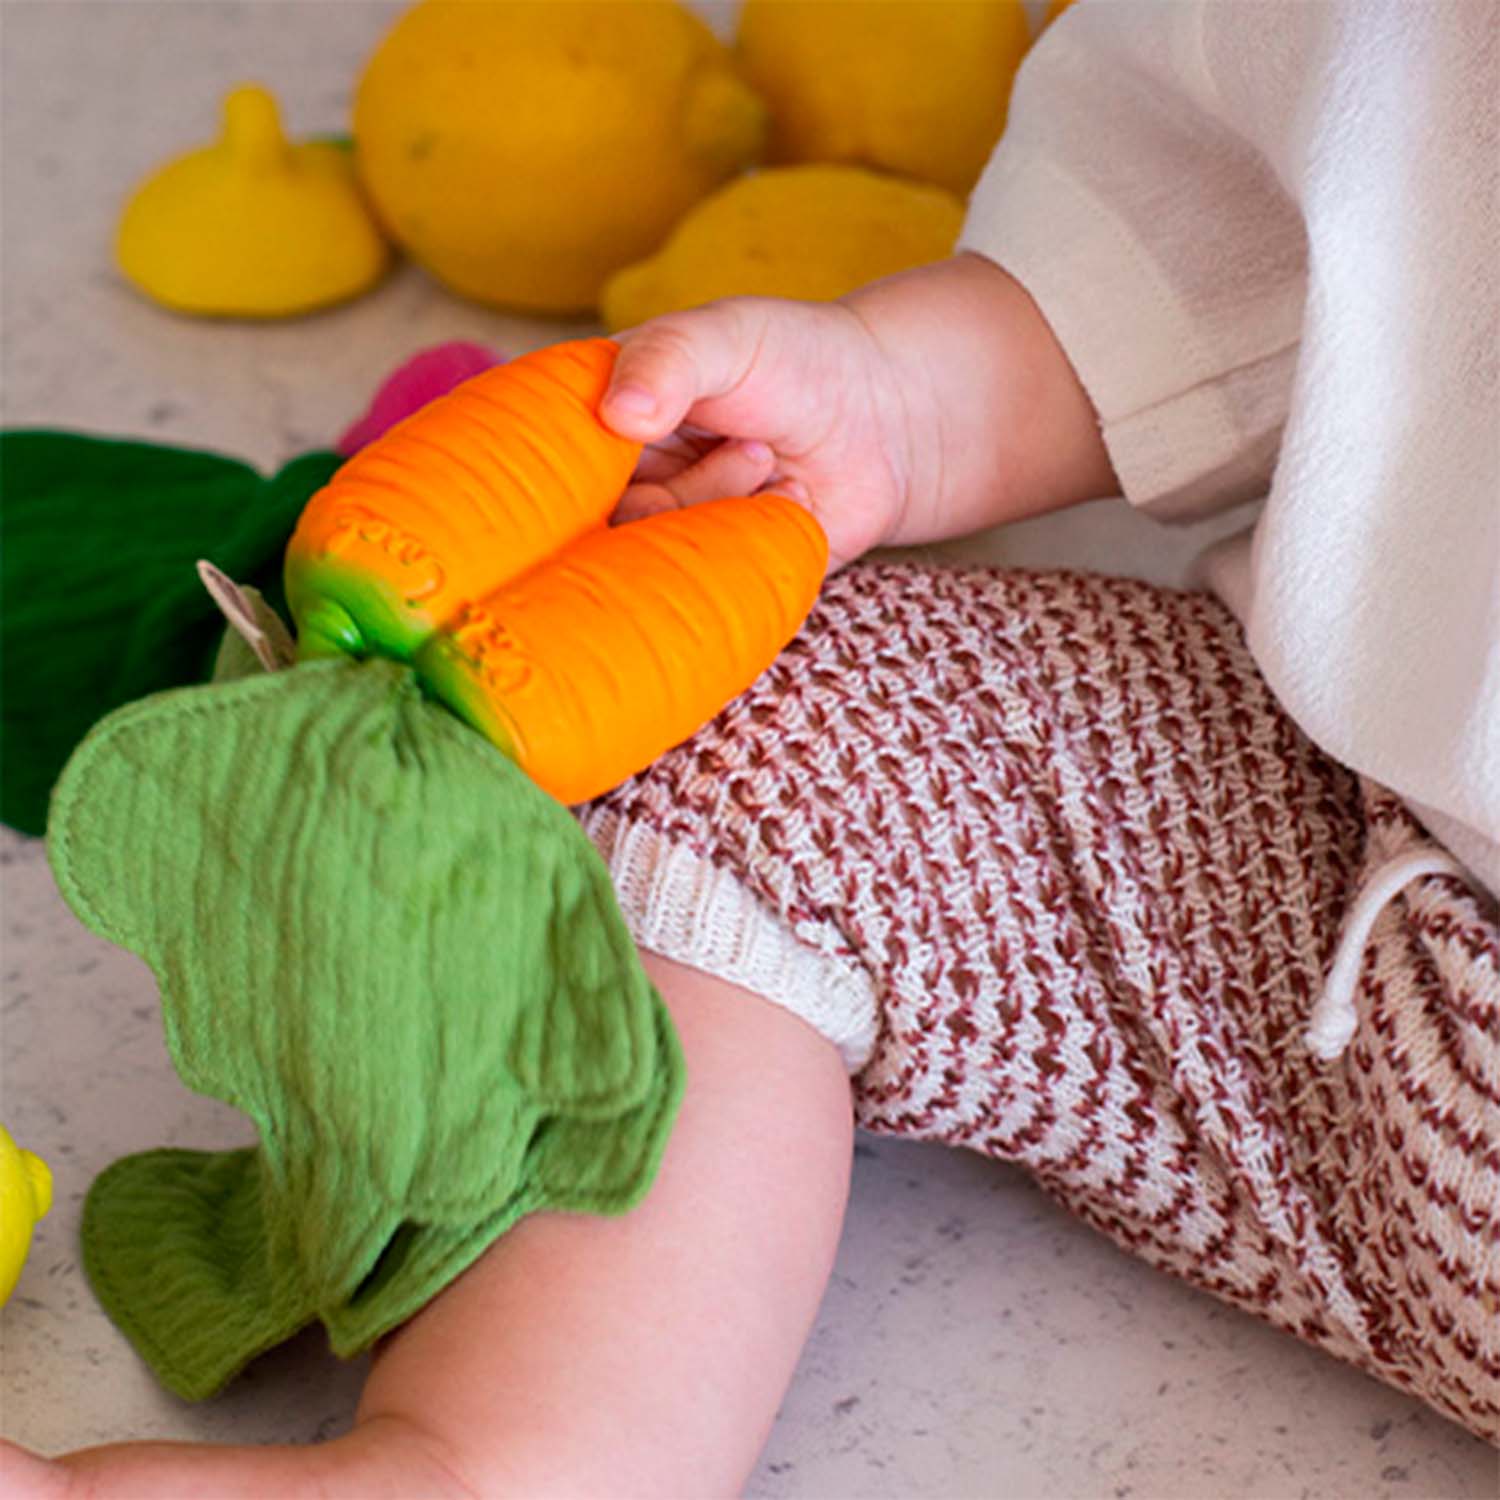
[118, 0, 1074, 323]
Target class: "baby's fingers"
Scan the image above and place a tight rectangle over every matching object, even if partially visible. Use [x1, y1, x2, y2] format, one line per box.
[612, 438, 776, 526]
[601, 303, 764, 443]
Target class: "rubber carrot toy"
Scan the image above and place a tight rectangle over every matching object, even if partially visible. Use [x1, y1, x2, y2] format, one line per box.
[286, 339, 641, 664]
[286, 337, 828, 803]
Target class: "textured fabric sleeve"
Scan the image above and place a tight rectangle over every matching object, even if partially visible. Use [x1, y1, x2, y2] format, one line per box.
[959, 1, 1310, 520]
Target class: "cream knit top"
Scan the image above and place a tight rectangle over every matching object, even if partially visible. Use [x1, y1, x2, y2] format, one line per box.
[959, 0, 1499, 914]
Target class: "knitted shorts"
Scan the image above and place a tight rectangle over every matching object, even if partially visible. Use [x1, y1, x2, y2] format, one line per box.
[578, 563, 1500, 1442]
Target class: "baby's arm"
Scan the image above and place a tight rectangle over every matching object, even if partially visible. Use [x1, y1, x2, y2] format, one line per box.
[845, 255, 1120, 543]
[603, 253, 1119, 569]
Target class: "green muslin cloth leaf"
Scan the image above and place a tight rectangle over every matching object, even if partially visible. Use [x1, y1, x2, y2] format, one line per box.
[0, 431, 340, 835]
[47, 658, 684, 1400]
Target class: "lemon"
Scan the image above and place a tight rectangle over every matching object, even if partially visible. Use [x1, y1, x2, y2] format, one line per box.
[0, 1124, 51, 1308]
[354, 0, 767, 316]
[117, 85, 390, 318]
[601, 165, 964, 330]
[735, 0, 1031, 197]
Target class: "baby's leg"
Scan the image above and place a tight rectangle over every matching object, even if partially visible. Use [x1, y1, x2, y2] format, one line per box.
[8, 955, 853, 1499]
[579, 560, 1498, 1443]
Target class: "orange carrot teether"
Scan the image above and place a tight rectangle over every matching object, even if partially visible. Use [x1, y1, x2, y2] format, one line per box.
[285, 338, 827, 802]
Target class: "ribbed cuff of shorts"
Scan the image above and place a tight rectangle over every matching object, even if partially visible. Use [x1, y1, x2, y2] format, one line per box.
[585, 809, 880, 1073]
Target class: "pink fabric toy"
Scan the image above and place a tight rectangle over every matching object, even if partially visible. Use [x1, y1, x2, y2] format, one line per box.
[336, 341, 503, 455]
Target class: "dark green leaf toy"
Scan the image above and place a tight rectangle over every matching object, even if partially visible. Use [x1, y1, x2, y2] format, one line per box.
[0, 431, 340, 834]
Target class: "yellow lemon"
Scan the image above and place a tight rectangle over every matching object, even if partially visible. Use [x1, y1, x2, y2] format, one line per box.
[354, 0, 767, 316]
[736, 0, 1031, 197]
[0, 1125, 51, 1308]
[117, 85, 391, 318]
[601, 165, 964, 330]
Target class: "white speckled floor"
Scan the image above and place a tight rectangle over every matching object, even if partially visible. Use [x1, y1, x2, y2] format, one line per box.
[1, 3, 1494, 1496]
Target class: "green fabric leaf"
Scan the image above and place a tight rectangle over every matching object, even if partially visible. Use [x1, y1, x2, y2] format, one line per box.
[48, 659, 683, 1399]
[0, 431, 340, 835]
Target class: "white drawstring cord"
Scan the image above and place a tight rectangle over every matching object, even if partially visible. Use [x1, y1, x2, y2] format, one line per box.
[1305, 848, 1468, 1061]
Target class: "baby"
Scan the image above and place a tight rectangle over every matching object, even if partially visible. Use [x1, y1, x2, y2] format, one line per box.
[6, 0, 1495, 1494]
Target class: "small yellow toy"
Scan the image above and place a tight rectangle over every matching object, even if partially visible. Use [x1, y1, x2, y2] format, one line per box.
[116, 84, 391, 318]
[0, 1124, 51, 1307]
[602, 165, 964, 330]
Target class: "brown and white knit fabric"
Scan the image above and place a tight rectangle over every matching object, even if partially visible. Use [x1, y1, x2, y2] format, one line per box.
[578, 562, 1500, 1443]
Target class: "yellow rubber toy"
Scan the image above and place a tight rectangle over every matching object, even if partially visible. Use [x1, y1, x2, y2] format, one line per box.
[0, 1124, 51, 1308]
[354, 0, 767, 316]
[735, 0, 1032, 197]
[117, 84, 391, 319]
[602, 165, 964, 330]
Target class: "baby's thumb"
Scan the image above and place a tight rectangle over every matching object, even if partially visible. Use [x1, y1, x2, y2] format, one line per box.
[601, 307, 755, 442]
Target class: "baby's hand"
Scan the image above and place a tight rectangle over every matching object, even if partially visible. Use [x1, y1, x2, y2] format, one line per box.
[601, 297, 916, 573]
[600, 257, 1117, 573]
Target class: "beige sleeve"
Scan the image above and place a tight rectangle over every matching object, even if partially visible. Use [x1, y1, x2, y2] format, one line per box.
[960, 1, 1313, 521]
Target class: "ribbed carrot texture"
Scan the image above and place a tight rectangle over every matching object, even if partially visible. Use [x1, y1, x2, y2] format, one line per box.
[285, 338, 829, 804]
[286, 338, 640, 662]
[415, 493, 826, 803]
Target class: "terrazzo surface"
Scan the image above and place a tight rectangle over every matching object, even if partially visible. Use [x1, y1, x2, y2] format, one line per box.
[1, 3, 1495, 1496]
